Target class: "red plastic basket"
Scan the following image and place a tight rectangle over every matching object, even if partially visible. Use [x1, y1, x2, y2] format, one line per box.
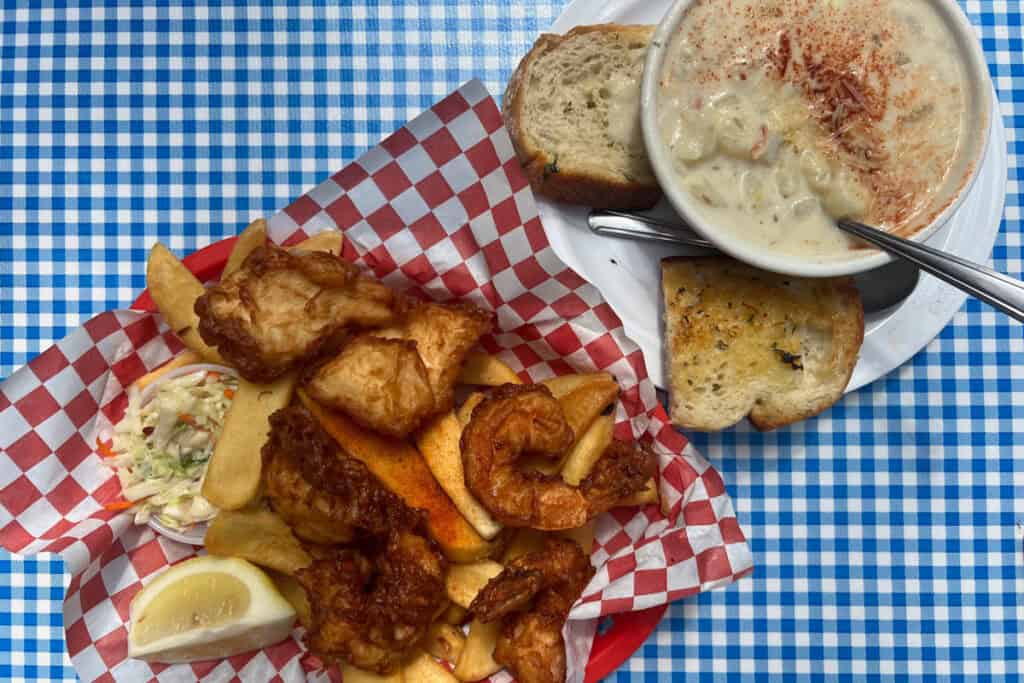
[130, 236, 667, 682]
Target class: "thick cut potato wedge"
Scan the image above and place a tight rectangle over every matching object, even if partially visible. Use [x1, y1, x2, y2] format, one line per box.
[422, 623, 466, 664]
[443, 604, 468, 626]
[458, 351, 521, 386]
[453, 619, 502, 681]
[299, 390, 496, 562]
[292, 229, 343, 255]
[404, 650, 459, 682]
[133, 351, 201, 391]
[445, 560, 503, 609]
[202, 372, 297, 510]
[558, 520, 597, 556]
[341, 665, 403, 683]
[541, 371, 613, 399]
[542, 372, 619, 443]
[146, 243, 223, 363]
[205, 507, 311, 575]
[456, 392, 486, 426]
[501, 528, 546, 563]
[223, 219, 267, 276]
[267, 569, 311, 628]
[618, 477, 662, 509]
[560, 414, 614, 486]
[416, 412, 503, 540]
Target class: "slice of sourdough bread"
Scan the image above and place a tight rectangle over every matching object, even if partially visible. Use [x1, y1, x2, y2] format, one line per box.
[662, 257, 864, 431]
[503, 24, 660, 210]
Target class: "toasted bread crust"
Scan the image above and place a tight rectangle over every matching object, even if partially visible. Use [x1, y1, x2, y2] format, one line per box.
[748, 276, 863, 430]
[662, 256, 865, 432]
[503, 24, 661, 210]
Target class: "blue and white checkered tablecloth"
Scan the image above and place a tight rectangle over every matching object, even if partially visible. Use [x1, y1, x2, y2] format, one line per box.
[1, 2, 1022, 681]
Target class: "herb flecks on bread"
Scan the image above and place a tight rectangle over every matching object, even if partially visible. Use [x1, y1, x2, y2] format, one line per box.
[503, 24, 661, 210]
[662, 257, 864, 431]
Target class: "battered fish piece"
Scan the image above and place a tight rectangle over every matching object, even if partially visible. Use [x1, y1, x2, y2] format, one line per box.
[470, 537, 595, 683]
[380, 299, 494, 413]
[304, 336, 436, 438]
[195, 244, 396, 382]
[461, 384, 656, 529]
[262, 406, 420, 544]
[307, 299, 493, 437]
[298, 531, 447, 674]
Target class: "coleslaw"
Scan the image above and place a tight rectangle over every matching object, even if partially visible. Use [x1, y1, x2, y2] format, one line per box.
[105, 365, 238, 531]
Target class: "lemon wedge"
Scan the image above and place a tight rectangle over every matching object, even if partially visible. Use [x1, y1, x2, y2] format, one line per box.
[128, 555, 296, 663]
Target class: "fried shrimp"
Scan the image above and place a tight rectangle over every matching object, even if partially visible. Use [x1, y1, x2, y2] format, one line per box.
[297, 529, 447, 674]
[263, 408, 447, 673]
[262, 406, 420, 544]
[470, 537, 595, 683]
[460, 384, 657, 530]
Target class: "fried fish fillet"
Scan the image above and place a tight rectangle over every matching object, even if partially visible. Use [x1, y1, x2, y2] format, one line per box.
[304, 336, 437, 438]
[387, 300, 494, 412]
[195, 244, 396, 382]
[306, 299, 493, 437]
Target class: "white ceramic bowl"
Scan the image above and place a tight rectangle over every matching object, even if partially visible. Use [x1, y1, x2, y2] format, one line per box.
[640, 0, 993, 277]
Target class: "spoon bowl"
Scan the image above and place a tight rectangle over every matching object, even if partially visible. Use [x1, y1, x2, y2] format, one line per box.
[587, 210, 921, 315]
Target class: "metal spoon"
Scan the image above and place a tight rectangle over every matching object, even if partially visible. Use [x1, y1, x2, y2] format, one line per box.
[837, 219, 1024, 323]
[587, 209, 920, 314]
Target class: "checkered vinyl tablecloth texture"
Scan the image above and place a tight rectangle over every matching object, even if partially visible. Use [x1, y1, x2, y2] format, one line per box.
[0, 1, 1021, 681]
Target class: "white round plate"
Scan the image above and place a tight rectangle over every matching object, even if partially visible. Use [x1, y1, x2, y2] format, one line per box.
[539, 0, 1008, 392]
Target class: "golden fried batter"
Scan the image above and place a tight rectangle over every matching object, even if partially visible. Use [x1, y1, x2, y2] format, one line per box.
[304, 336, 436, 438]
[380, 299, 493, 412]
[195, 244, 396, 381]
[461, 384, 656, 530]
[297, 530, 447, 674]
[262, 407, 419, 544]
[471, 537, 595, 683]
[306, 299, 493, 437]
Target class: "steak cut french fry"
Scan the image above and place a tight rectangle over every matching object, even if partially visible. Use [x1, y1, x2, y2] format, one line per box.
[458, 350, 521, 386]
[443, 604, 468, 626]
[266, 569, 311, 628]
[205, 507, 311, 575]
[453, 619, 502, 682]
[456, 392, 486, 426]
[422, 622, 466, 664]
[445, 560, 503, 609]
[558, 520, 597, 556]
[292, 229, 343, 255]
[541, 372, 619, 442]
[132, 350, 201, 392]
[341, 664, 403, 683]
[403, 650, 459, 682]
[560, 414, 615, 486]
[202, 372, 297, 510]
[223, 219, 267, 276]
[617, 476, 662, 509]
[416, 412, 503, 540]
[299, 390, 496, 562]
[146, 243, 223, 363]
[501, 528, 546, 563]
[540, 371, 612, 399]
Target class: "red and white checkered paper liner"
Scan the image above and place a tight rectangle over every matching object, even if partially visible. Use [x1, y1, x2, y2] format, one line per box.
[0, 80, 753, 683]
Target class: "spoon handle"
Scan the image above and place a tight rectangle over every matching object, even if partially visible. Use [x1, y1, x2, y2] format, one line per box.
[587, 209, 716, 249]
[838, 219, 1024, 323]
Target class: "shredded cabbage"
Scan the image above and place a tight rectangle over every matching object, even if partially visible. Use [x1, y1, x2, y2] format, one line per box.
[107, 368, 237, 530]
